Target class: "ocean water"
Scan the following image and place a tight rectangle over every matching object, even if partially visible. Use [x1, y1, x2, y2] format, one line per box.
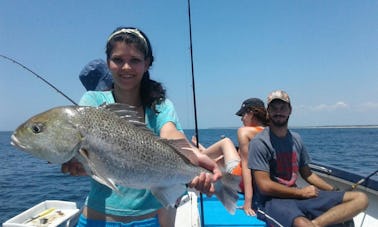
[1, 127, 378, 224]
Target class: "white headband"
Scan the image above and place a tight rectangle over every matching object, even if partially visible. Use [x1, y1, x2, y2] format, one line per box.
[107, 28, 149, 54]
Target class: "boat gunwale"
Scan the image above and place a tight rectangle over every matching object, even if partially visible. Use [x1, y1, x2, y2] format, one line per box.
[310, 162, 378, 191]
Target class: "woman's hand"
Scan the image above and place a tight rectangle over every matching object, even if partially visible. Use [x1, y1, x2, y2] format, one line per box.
[61, 158, 87, 176]
[187, 151, 222, 196]
[242, 204, 256, 216]
[160, 122, 222, 196]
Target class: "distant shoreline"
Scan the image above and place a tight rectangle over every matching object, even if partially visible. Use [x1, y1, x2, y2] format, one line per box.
[2, 125, 378, 133]
[186, 125, 378, 130]
[291, 125, 378, 129]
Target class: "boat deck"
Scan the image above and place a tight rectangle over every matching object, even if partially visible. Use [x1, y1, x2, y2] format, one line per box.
[198, 194, 267, 227]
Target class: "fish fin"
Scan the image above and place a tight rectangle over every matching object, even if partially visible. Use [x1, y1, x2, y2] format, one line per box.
[213, 172, 241, 214]
[101, 103, 144, 124]
[91, 175, 120, 192]
[161, 138, 200, 166]
[78, 148, 120, 194]
[150, 185, 187, 207]
[101, 103, 157, 134]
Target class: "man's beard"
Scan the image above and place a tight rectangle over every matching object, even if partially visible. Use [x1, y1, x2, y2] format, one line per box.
[269, 115, 289, 127]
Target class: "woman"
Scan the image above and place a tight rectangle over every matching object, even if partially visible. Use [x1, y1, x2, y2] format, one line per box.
[235, 98, 268, 216]
[62, 27, 220, 227]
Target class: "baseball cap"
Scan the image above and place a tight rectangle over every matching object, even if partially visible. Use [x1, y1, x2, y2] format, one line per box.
[235, 98, 265, 116]
[79, 59, 113, 91]
[267, 90, 290, 106]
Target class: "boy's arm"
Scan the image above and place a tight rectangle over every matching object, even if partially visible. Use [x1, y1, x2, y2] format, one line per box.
[253, 170, 320, 199]
[300, 166, 335, 191]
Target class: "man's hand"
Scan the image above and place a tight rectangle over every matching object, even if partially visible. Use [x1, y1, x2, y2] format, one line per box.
[300, 185, 319, 198]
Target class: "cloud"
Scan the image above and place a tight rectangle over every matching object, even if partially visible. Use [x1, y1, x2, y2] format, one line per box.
[297, 101, 378, 113]
[293, 101, 378, 126]
[356, 102, 378, 112]
[309, 101, 349, 111]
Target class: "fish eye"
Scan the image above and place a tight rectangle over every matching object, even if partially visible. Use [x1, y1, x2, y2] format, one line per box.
[31, 123, 44, 134]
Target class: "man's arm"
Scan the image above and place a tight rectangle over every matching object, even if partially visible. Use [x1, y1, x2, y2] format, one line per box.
[253, 170, 320, 199]
[300, 165, 334, 191]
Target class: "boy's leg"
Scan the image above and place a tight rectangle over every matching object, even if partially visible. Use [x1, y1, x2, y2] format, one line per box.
[256, 198, 304, 227]
[311, 191, 368, 227]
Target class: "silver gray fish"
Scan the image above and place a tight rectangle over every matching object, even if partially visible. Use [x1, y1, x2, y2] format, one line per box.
[10, 104, 240, 214]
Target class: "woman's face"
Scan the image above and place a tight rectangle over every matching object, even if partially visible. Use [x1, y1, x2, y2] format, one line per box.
[108, 42, 150, 91]
[241, 112, 252, 126]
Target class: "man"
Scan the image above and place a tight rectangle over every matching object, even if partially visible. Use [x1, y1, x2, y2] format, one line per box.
[248, 90, 368, 227]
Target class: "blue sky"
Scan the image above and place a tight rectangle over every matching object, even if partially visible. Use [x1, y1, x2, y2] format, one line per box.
[1, 0, 378, 131]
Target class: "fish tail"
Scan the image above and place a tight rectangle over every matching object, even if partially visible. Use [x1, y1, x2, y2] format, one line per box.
[213, 172, 240, 214]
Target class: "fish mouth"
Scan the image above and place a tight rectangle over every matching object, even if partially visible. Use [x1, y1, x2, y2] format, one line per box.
[10, 134, 27, 150]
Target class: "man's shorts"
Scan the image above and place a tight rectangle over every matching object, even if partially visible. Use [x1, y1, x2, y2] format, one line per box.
[256, 190, 345, 227]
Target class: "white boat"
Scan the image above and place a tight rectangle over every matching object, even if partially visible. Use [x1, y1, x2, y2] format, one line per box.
[175, 162, 378, 227]
[2, 200, 80, 227]
[3, 162, 377, 227]
[305, 163, 378, 227]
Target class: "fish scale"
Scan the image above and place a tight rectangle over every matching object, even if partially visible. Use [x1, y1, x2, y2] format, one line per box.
[78, 109, 198, 183]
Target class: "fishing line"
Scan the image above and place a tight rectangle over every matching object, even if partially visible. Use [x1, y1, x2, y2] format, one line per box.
[0, 54, 78, 105]
[186, 0, 205, 226]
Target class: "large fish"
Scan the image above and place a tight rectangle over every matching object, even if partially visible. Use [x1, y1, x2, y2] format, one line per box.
[10, 104, 240, 214]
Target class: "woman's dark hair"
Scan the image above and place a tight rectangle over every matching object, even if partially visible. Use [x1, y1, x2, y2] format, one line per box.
[106, 27, 166, 112]
[248, 106, 269, 126]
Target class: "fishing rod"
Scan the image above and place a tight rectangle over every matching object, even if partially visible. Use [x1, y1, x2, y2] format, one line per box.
[186, 0, 199, 142]
[0, 54, 78, 105]
[349, 169, 378, 191]
[186, 0, 205, 226]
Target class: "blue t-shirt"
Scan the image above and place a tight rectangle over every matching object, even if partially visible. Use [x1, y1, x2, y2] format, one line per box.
[79, 91, 183, 216]
[248, 127, 311, 209]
